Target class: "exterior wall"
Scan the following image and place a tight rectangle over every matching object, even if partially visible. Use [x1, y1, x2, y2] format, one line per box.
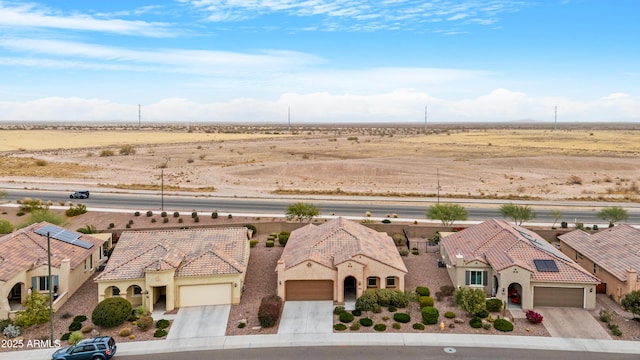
[175, 274, 243, 305]
[97, 279, 146, 308]
[336, 260, 365, 303]
[497, 266, 533, 309]
[560, 241, 635, 304]
[531, 281, 597, 309]
[144, 269, 176, 312]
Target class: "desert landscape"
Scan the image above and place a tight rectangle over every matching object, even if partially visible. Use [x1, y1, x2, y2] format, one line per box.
[1, 123, 639, 203]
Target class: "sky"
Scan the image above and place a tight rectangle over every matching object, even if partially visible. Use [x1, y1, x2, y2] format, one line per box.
[0, 0, 638, 124]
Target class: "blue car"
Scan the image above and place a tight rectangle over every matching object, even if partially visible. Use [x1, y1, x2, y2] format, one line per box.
[52, 336, 116, 360]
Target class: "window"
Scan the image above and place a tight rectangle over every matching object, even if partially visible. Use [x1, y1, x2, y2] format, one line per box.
[89, 254, 93, 270]
[593, 264, 597, 274]
[385, 276, 396, 288]
[465, 270, 487, 286]
[97, 344, 106, 350]
[99, 245, 103, 260]
[32, 275, 58, 292]
[133, 285, 142, 295]
[112, 287, 120, 296]
[367, 276, 378, 288]
[39, 276, 49, 291]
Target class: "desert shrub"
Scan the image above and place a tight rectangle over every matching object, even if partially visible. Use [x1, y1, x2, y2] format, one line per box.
[265, 240, 274, 247]
[163, 217, 169, 223]
[444, 311, 456, 319]
[211, 211, 218, 219]
[349, 322, 361, 331]
[421, 306, 439, 325]
[416, 286, 430, 297]
[154, 329, 168, 337]
[333, 306, 345, 315]
[161, 211, 167, 218]
[245, 224, 257, 235]
[419, 296, 434, 308]
[119, 144, 136, 155]
[561, 221, 568, 228]
[483, 323, 491, 330]
[391, 233, 406, 246]
[137, 316, 154, 331]
[249, 240, 259, 247]
[134, 211, 140, 216]
[388, 306, 397, 312]
[119, 327, 132, 337]
[68, 331, 83, 345]
[99, 149, 114, 157]
[278, 232, 290, 246]
[493, 318, 514, 332]
[92, 297, 132, 328]
[108, 223, 114, 229]
[65, 204, 87, 217]
[351, 309, 362, 316]
[612, 327, 622, 337]
[486, 298, 503, 312]
[339, 312, 354, 323]
[0, 319, 12, 333]
[381, 219, 391, 224]
[134, 305, 148, 318]
[35, 159, 48, 166]
[372, 305, 382, 313]
[178, 218, 183, 223]
[393, 313, 411, 323]
[80, 325, 93, 333]
[399, 249, 409, 256]
[68, 321, 82, 331]
[567, 175, 583, 185]
[60, 332, 71, 341]
[412, 323, 425, 330]
[191, 211, 198, 218]
[238, 322, 246, 328]
[434, 291, 444, 301]
[228, 214, 233, 219]
[146, 211, 153, 217]
[356, 289, 378, 311]
[599, 309, 612, 323]
[525, 310, 543, 324]
[258, 295, 283, 328]
[15, 292, 51, 328]
[173, 211, 180, 218]
[129, 334, 135, 340]
[334, 323, 347, 331]
[469, 317, 483, 328]
[151, 218, 157, 223]
[392, 322, 401, 329]
[382, 315, 390, 321]
[0, 220, 13, 234]
[2, 324, 20, 338]
[125, 223, 131, 228]
[387, 290, 409, 308]
[128, 219, 134, 225]
[412, 250, 419, 255]
[72, 315, 87, 323]
[359, 318, 373, 327]
[440, 285, 455, 297]
[374, 324, 387, 331]
[476, 309, 489, 319]
[193, 216, 199, 223]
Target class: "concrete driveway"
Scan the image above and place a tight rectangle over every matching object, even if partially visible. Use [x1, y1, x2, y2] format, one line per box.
[536, 307, 610, 339]
[167, 305, 231, 339]
[278, 301, 334, 334]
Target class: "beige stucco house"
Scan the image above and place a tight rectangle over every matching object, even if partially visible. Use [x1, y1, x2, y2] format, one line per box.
[559, 224, 640, 304]
[95, 227, 250, 312]
[276, 217, 407, 303]
[440, 219, 599, 310]
[0, 222, 109, 320]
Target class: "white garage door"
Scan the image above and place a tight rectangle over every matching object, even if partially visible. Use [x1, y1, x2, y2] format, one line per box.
[179, 284, 231, 307]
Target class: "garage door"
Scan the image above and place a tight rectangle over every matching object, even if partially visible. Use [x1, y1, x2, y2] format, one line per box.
[533, 287, 583, 308]
[179, 284, 231, 307]
[285, 280, 333, 300]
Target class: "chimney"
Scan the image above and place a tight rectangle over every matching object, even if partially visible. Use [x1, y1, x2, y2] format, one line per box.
[627, 268, 637, 293]
[455, 252, 464, 267]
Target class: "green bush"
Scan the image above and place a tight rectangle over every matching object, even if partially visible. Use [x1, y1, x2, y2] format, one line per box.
[0, 319, 12, 333]
[134, 211, 140, 217]
[393, 313, 411, 323]
[173, 211, 180, 218]
[278, 232, 290, 246]
[444, 311, 456, 319]
[469, 317, 483, 328]
[161, 211, 167, 218]
[476, 309, 489, 318]
[65, 204, 87, 217]
[388, 306, 397, 313]
[163, 217, 169, 223]
[483, 323, 491, 330]
[68, 331, 83, 345]
[68, 321, 82, 331]
[258, 295, 283, 328]
[156, 319, 170, 329]
[493, 318, 514, 332]
[349, 322, 361, 331]
[146, 211, 153, 217]
[245, 224, 257, 236]
[351, 309, 362, 316]
[374, 324, 387, 331]
[359, 318, 373, 327]
[412, 323, 425, 330]
[60, 332, 71, 341]
[91, 297, 132, 328]
[392, 322, 401, 329]
[333, 306, 345, 315]
[419, 296, 434, 308]
[265, 240, 274, 247]
[249, 240, 259, 247]
[153, 329, 168, 337]
[599, 309, 612, 323]
[191, 211, 198, 218]
[334, 323, 347, 331]
[151, 218, 157, 223]
[72, 315, 87, 323]
[339, 312, 354, 323]
[355, 289, 378, 311]
[379, 289, 409, 308]
[421, 306, 439, 325]
[193, 216, 199, 223]
[416, 286, 430, 297]
[137, 316, 153, 331]
[238, 322, 246, 328]
[486, 298, 503, 312]
[381, 219, 391, 224]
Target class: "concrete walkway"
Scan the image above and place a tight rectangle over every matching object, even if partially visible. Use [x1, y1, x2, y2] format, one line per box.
[537, 307, 611, 340]
[278, 301, 334, 334]
[167, 305, 231, 339]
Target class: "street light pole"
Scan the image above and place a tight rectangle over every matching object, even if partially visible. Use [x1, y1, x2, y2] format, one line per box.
[161, 168, 164, 211]
[47, 233, 53, 343]
[437, 168, 440, 204]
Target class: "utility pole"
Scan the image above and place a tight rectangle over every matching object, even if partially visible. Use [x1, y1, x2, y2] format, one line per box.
[424, 105, 427, 131]
[138, 104, 141, 130]
[437, 168, 440, 204]
[47, 233, 54, 343]
[554, 105, 557, 131]
[288, 106, 291, 132]
[161, 168, 164, 211]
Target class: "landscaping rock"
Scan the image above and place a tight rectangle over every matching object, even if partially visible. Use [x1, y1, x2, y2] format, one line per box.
[454, 318, 465, 324]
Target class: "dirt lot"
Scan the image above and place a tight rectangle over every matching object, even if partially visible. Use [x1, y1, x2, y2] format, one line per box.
[1, 124, 639, 202]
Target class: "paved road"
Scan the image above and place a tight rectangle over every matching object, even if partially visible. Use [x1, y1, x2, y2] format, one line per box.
[3, 188, 639, 224]
[111, 346, 640, 360]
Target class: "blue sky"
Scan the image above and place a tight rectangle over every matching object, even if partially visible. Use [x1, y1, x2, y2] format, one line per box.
[0, 0, 638, 123]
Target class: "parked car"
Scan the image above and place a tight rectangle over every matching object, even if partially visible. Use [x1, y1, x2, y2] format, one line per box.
[52, 336, 116, 360]
[70, 190, 90, 199]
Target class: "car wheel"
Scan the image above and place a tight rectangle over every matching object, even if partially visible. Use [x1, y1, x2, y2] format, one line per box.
[69, 195, 74, 198]
[91, 355, 103, 360]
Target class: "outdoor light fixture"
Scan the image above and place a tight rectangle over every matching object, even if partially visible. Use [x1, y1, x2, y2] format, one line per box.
[590, 288, 593, 293]
[234, 283, 238, 288]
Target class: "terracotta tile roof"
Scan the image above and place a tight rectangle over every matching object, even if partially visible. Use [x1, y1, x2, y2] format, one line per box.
[441, 219, 598, 284]
[0, 222, 105, 282]
[95, 227, 249, 281]
[280, 217, 407, 273]
[559, 224, 640, 282]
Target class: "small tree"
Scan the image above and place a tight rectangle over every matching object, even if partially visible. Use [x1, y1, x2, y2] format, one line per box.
[621, 290, 640, 317]
[425, 203, 468, 226]
[549, 210, 563, 228]
[15, 292, 51, 328]
[597, 206, 629, 226]
[119, 144, 136, 155]
[453, 287, 487, 316]
[499, 203, 536, 225]
[0, 219, 13, 234]
[285, 202, 320, 222]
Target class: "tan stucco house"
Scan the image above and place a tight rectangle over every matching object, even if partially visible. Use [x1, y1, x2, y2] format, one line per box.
[559, 224, 640, 304]
[95, 227, 250, 312]
[440, 219, 599, 310]
[276, 217, 407, 303]
[0, 222, 108, 320]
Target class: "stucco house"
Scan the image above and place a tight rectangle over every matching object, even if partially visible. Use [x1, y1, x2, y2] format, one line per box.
[559, 224, 640, 304]
[95, 227, 250, 312]
[0, 222, 108, 320]
[439, 219, 599, 310]
[276, 217, 407, 303]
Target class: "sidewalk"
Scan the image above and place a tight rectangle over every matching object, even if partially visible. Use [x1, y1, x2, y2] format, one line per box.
[3, 332, 640, 360]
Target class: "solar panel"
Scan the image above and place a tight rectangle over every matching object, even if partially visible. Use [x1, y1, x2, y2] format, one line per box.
[533, 259, 559, 272]
[35, 224, 93, 249]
